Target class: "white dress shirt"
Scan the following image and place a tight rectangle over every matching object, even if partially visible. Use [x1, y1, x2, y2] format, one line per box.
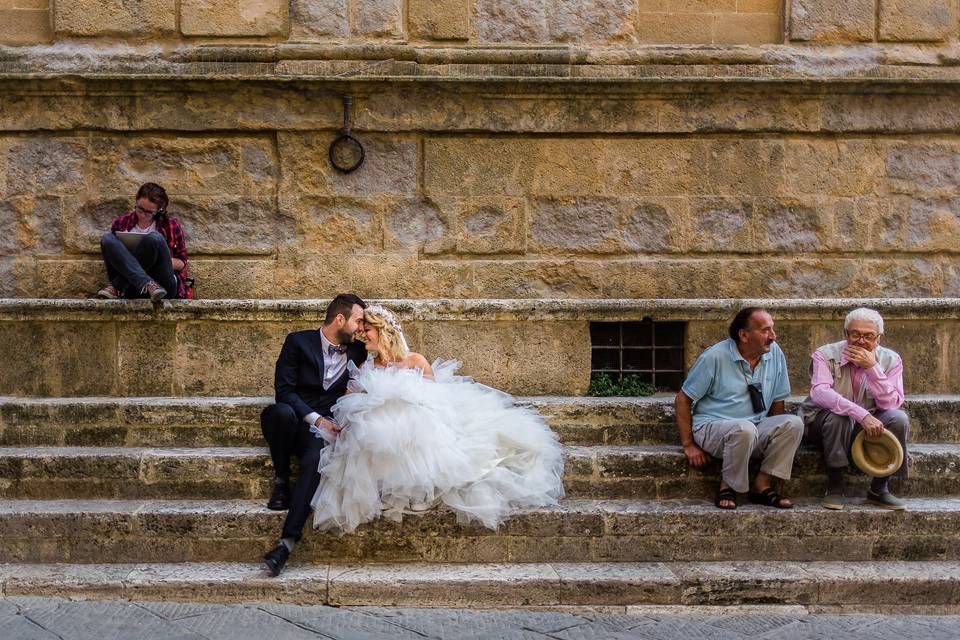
[303, 330, 348, 426]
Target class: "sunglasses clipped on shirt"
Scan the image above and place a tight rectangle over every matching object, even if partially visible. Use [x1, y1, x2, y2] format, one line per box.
[134, 205, 165, 216]
[747, 383, 766, 413]
[738, 367, 766, 414]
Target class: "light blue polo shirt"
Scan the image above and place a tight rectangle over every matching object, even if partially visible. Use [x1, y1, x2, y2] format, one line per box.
[681, 338, 791, 430]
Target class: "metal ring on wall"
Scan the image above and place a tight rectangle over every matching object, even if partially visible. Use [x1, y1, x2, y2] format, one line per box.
[328, 133, 365, 174]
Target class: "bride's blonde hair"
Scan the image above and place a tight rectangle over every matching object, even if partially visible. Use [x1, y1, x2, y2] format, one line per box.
[365, 308, 409, 363]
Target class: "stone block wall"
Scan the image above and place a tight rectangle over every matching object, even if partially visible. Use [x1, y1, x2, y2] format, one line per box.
[3, 0, 783, 45]
[0, 0, 51, 44]
[4, 105, 960, 299]
[791, 0, 957, 43]
[0, 299, 955, 396]
[0, 0, 783, 44]
[6, 0, 960, 46]
[2, 0, 960, 300]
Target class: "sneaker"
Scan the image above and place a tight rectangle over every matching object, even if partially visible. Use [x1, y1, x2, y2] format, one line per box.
[821, 490, 847, 510]
[866, 489, 907, 511]
[96, 284, 120, 299]
[141, 281, 167, 302]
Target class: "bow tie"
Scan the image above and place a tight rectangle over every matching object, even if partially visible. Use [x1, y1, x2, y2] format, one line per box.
[327, 343, 347, 356]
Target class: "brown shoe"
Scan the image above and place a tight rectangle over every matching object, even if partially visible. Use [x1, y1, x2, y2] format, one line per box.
[96, 284, 120, 299]
[141, 280, 167, 302]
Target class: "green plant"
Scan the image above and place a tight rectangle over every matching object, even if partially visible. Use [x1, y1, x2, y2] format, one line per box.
[587, 372, 656, 397]
[617, 374, 657, 396]
[587, 372, 617, 396]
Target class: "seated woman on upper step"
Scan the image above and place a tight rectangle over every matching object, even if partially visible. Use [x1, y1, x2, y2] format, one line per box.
[95, 182, 192, 302]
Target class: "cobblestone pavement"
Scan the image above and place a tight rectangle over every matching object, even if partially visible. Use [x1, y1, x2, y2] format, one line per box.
[2, 598, 959, 639]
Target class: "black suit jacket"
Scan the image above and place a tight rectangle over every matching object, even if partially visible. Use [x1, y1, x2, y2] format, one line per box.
[274, 329, 367, 421]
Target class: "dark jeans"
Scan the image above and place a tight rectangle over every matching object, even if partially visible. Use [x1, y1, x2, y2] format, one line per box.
[804, 408, 909, 480]
[100, 231, 178, 299]
[261, 402, 327, 542]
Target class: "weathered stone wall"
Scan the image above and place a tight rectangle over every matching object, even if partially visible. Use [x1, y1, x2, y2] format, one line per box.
[1, 0, 784, 45]
[7, 0, 960, 46]
[0, 298, 957, 396]
[1, 0, 960, 299]
[3, 78, 960, 300]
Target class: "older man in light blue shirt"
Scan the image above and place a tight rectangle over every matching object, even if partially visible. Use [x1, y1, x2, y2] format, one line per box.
[676, 307, 804, 510]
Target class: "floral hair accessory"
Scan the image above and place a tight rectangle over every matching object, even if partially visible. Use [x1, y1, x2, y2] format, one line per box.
[365, 305, 404, 333]
[365, 304, 409, 354]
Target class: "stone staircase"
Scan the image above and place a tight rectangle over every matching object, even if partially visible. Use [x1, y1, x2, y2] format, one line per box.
[1, 394, 959, 610]
[1, 299, 959, 611]
[1, 398, 960, 502]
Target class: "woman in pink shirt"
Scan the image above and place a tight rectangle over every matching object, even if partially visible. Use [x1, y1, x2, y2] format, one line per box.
[800, 308, 907, 511]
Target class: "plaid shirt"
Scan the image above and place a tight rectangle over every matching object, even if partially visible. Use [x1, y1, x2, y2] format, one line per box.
[111, 212, 193, 299]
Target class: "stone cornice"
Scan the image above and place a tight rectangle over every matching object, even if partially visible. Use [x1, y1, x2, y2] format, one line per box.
[4, 43, 960, 88]
[2, 298, 958, 322]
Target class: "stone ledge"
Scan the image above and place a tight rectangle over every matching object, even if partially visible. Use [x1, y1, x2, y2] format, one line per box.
[4, 43, 960, 85]
[1, 498, 958, 563]
[0, 395, 960, 447]
[0, 560, 959, 608]
[3, 297, 960, 322]
[2, 395, 959, 445]
[0, 444, 954, 500]
[2, 298, 958, 397]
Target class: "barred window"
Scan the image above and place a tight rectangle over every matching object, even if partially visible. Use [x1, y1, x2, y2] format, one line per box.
[590, 320, 686, 391]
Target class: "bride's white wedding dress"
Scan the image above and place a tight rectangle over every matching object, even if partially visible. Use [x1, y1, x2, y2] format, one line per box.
[310, 358, 565, 533]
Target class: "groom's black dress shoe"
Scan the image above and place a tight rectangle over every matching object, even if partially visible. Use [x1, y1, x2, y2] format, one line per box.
[263, 543, 290, 577]
[266, 478, 291, 511]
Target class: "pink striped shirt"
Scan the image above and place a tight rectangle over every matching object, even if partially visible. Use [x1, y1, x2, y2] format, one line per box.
[809, 346, 904, 423]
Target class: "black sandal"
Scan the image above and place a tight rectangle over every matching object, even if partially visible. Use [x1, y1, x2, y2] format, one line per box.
[715, 487, 737, 510]
[748, 487, 793, 509]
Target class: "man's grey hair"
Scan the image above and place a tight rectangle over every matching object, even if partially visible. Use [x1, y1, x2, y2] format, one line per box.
[844, 307, 884, 335]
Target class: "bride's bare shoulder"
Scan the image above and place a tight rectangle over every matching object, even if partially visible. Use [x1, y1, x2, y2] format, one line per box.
[402, 352, 430, 369]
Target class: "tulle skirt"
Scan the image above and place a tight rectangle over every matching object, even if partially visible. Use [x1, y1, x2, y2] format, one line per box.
[310, 359, 565, 533]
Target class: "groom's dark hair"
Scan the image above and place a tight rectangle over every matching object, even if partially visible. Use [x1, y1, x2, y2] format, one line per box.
[325, 293, 367, 325]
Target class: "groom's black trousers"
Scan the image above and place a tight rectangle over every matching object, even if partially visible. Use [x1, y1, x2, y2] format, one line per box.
[261, 402, 326, 541]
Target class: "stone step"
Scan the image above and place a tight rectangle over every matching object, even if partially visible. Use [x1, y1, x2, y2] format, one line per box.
[1, 561, 958, 610]
[3, 298, 960, 397]
[564, 443, 960, 500]
[1, 498, 957, 564]
[540, 395, 960, 446]
[2, 395, 957, 447]
[1, 444, 957, 500]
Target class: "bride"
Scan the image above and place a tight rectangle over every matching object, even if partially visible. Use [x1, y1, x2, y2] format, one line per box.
[309, 305, 565, 533]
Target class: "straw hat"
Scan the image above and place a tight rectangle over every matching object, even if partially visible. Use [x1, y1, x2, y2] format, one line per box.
[851, 429, 904, 477]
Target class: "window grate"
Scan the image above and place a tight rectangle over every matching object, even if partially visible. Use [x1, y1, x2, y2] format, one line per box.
[590, 320, 686, 391]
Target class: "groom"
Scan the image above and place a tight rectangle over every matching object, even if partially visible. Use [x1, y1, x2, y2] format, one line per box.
[261, 293, 367, 576]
